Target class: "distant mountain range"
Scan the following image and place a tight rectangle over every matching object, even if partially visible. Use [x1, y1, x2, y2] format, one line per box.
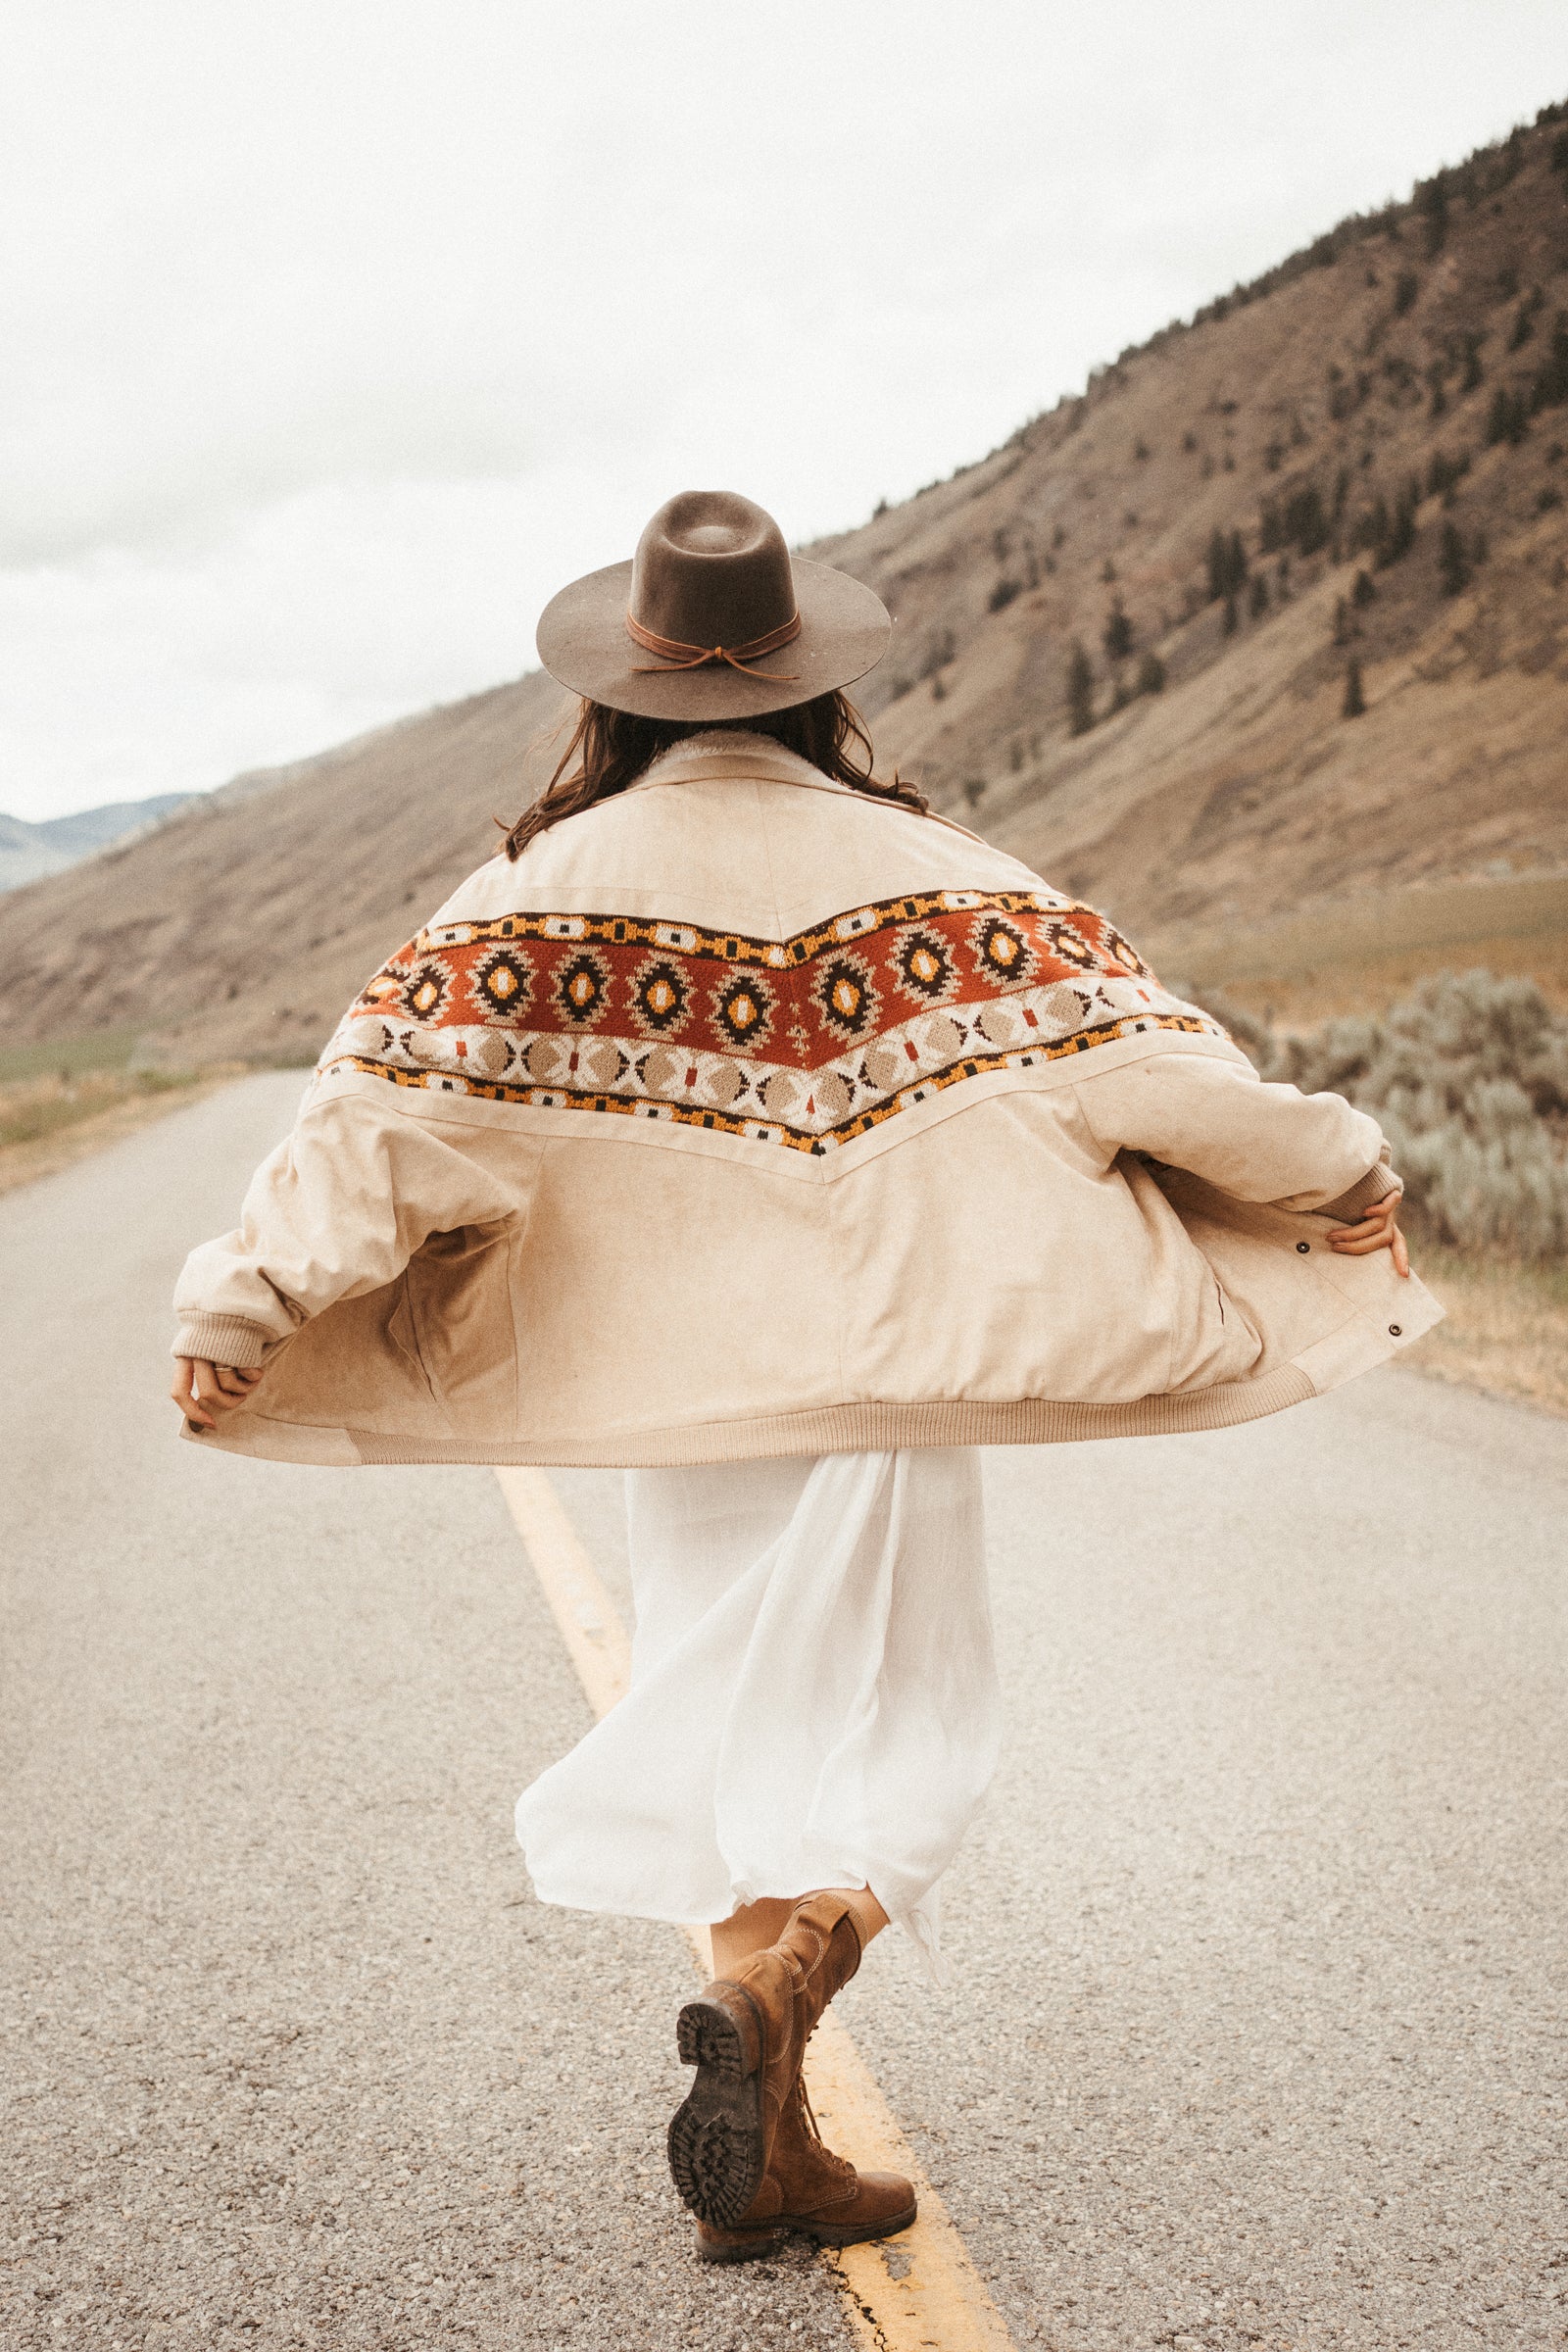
[3, 100, 1567, 1060]
[0, 794, 196, 895]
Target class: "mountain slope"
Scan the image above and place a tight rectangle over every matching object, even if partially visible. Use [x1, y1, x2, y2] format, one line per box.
[6, 102, 1568, 1061]
[0, 793, 195, 895]
[827, 108, 1568, 1007]
[3, 684, 563, 1067]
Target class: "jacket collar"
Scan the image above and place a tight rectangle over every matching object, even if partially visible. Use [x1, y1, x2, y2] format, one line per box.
[630, 729, 851, 798]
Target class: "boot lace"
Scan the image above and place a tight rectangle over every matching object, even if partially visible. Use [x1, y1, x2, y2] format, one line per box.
[797, 2071, 856, 2185]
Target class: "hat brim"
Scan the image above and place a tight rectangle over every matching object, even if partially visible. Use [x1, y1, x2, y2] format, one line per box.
[535, 555, 892, 721]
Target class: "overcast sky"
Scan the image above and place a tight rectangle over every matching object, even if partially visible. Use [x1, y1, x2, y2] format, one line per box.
[3, 2, 1564, 822]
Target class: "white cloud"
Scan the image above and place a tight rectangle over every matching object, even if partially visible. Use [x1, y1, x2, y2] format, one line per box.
[2, 0, 1564, 817]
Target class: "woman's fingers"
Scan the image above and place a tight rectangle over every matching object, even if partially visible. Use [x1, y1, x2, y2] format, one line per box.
[1329, 1196, 1397, 1241]
[191, 1362, 257, 1413]
[171, 1357, 217, 1431]
[1329, 1199, 1399, 1245]
[212, 1363, 262, 1396]
[1327, 1206, 1411, 1274]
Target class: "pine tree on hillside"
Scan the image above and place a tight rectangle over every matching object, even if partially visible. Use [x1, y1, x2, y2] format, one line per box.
[1261, 483, 1330, 560]
[1509, 288, 1544, 351]
[1205, 527, 1249, 604]
[1102, 599, 1135, 663]
[1379, 478, 1419, 567]
[1065, 642, 1096, 738]
[1534, 315, 1568, 410]
[1439, 519, 1473, 597]
[1426, 448, 1470, 502]
[1418, 171, 1449, 257]
[1343, 660, 1366, 718]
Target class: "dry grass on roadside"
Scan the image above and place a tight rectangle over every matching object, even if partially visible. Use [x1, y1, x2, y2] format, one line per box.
[0, 1063, 242, 1197]
[1405, 1242, 1568, 1418]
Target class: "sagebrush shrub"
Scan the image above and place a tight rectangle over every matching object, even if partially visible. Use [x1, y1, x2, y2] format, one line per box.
[1190, 969, 1568, 1257]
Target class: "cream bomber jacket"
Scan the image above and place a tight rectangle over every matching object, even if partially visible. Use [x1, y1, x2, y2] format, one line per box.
[173, 731, 1442, 1466]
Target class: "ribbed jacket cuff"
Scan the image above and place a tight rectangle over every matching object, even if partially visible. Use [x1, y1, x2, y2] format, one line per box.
[172, 1315, 276, 1367]
[1320, 1160, 1401, 1222]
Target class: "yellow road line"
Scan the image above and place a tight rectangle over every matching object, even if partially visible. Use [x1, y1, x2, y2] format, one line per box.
[497, 1464, 633, 1717]
[496, 1466, 1018, 2352]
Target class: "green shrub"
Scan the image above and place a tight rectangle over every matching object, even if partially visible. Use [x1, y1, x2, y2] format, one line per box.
[1211, 970, 1568, 1257]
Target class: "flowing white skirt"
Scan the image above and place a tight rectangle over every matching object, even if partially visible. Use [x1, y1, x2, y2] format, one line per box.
[514, 1449, 1000, 1979]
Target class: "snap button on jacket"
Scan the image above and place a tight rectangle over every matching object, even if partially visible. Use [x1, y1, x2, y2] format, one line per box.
[172, 732, 1442, 1466]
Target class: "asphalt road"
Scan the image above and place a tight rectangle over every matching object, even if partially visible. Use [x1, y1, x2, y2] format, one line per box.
[2, 1072, 1564, 2352]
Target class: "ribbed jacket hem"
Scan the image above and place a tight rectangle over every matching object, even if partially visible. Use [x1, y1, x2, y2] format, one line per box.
[337, 1369, 1320, 1465]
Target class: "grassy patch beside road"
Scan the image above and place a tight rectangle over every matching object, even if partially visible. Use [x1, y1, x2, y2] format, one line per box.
[1155, 873, 1568, 1027]
[1405, 1244, 1568, 1419]
[0, 1061, 243, 1196]
[0, 1066, 196, 1151]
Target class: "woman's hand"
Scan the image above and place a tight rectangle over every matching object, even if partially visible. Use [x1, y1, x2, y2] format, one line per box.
[1327, 1191, 1409, 1278]
[172, 1358, 265, 1432]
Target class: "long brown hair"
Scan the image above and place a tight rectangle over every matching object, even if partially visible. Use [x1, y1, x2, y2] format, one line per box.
[502, 690, 927, 859]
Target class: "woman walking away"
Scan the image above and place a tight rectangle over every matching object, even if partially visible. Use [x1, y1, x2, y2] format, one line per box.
[171, 490, 1438, 2263]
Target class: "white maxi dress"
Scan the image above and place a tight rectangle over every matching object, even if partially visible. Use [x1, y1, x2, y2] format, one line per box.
[514, 1448, 1000, 1981]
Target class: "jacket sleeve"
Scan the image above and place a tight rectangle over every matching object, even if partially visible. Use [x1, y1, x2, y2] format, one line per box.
[172, 1084, 520, 1365]
[1072, 1048, 1399, 1219]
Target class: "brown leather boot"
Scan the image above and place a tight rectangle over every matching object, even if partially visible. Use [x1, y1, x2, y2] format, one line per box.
[693, 2070, 917, 2260]
[667, 1891, 865, 2230]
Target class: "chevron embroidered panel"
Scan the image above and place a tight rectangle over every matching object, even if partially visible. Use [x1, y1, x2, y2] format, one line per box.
[316, 891, 1225, 1153]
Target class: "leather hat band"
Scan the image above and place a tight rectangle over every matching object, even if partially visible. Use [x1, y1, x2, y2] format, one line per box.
[626, 606, 802, 680]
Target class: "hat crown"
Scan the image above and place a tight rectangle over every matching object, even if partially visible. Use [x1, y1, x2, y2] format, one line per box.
[630, 490, 796, 650]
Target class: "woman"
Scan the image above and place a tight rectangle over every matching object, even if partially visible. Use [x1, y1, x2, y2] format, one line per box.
[172, 489, 1435, 2263]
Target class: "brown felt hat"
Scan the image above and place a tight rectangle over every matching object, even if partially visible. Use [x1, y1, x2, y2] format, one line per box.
[535, 489, 891, 720]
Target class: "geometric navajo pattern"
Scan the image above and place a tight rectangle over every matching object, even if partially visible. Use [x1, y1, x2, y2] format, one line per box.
[317, 890, 1226, 1154]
